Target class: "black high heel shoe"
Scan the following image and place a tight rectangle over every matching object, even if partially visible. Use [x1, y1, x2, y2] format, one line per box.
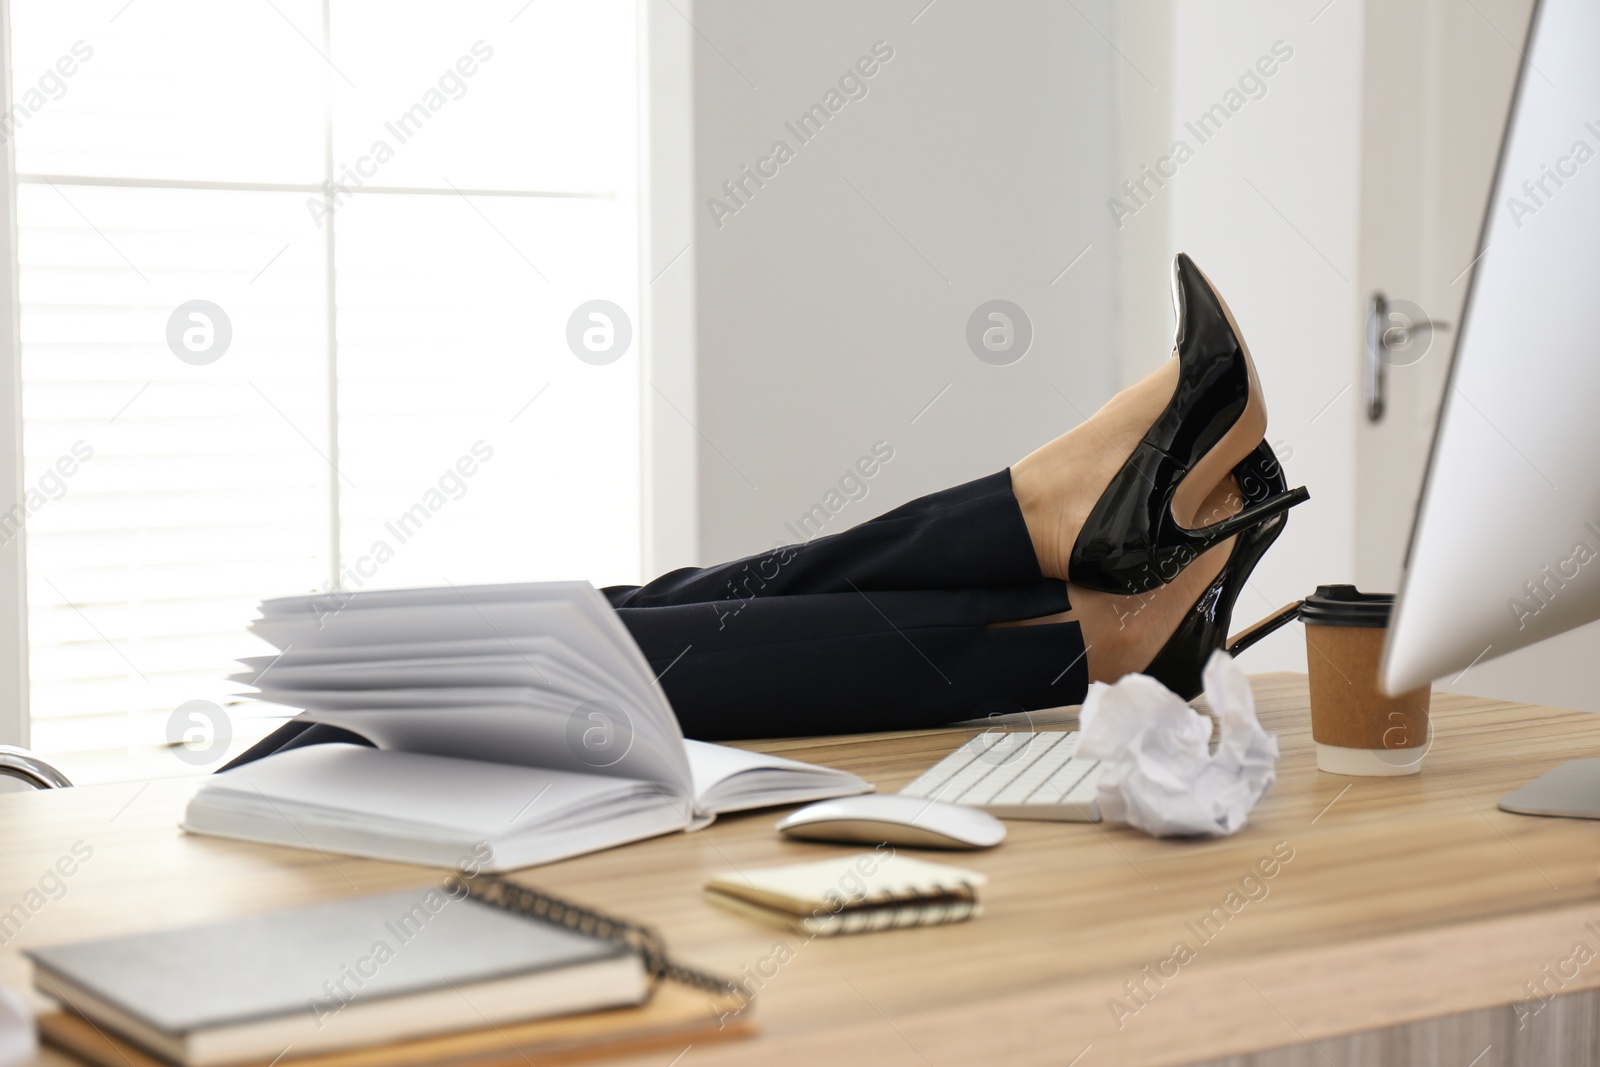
[1069, 253, 1310, 595]
[1142, 440, 1307, 700]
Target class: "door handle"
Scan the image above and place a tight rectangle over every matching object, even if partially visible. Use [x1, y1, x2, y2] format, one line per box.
[1366, 292, 1450, 423]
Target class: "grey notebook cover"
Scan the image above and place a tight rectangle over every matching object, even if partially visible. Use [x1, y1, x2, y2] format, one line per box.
[27, 887, 628, 1034]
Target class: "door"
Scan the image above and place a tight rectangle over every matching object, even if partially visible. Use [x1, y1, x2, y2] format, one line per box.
[1352, 0, 1600, 712]
[1354, 0, 1534, 591]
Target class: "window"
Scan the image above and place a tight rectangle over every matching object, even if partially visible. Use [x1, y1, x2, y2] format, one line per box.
[6, 0, 642, 782]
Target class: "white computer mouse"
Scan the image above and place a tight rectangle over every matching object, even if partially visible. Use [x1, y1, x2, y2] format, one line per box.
[774, 794, 1006, 850]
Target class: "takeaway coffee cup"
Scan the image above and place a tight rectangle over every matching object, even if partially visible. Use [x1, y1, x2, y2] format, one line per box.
[1301, 584, 1432, 777]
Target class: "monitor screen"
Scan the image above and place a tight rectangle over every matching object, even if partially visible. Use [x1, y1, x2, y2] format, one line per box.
[1383, 0, 1600, 694]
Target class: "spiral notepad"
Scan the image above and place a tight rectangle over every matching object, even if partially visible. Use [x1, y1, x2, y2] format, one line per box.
[466, 876, 741, 997]
[705, 853, 985, 936]
[31, 877, 745, 1067]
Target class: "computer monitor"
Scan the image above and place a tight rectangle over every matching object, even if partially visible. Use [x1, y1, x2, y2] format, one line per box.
[1381, 0, 1600, 816]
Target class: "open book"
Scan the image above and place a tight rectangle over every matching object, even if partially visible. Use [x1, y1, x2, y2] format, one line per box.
[184, 582, 871, 871]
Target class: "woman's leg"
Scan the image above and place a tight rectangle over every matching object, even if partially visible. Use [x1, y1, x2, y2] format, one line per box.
[619, 501, 1238, 740]
[617, 583, 1087, 739]
[608, 355, 1195, 612]
[606, 469, 1042, 610]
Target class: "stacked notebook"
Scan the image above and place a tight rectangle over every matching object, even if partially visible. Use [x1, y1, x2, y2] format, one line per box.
[187, 582, 871, 870]
[30, 881, 748, 1067]
[706, 853, 986, 936]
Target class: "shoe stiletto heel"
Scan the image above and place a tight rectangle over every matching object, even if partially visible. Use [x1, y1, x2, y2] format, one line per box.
[1142, 440, 1307, 700]
[1225, 600, 1302, 658]
[1069, 253, 1310, 595]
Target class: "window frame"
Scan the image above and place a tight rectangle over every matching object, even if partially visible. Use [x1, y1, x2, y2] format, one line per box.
[639, 0, 698, 581]
[0, 0, 697, 754]
[0, 0, 31, 749]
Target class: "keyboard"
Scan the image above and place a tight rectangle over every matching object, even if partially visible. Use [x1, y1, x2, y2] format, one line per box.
[898, 730, 1103, 822]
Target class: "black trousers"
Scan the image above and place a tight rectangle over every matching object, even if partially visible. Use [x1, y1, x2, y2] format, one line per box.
[224, 471, 1087, 767]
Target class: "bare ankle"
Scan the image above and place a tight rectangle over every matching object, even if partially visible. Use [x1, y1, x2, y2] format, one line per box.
[1010, 362, 1185, 584]
[1008, 464, 1065, 580]
[1072, 529, 1237, 685]
[1072, 586, 1152, 683]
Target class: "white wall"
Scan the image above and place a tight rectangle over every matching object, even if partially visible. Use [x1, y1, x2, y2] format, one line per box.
[1119, 1, 1367, 674]
[681, 0, 1121, 567]
[1114, 1, 1174, 394]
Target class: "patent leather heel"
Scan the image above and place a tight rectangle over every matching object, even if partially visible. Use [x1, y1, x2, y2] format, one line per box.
[1225, 600, 1303, 658]
[1198, 488, 1311, 550]
[1069, 253, 1310, 595]
[1142, 441, 1306, 700]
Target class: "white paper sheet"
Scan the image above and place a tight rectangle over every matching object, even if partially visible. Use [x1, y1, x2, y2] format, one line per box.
[294, 705, 692, 792]
[194, 743, 671, 837]
[1077, 651, 1278, 837]
[682, 739, 872, 813]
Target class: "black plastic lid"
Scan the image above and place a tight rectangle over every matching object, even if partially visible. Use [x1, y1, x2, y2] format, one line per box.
[1299, 584, 1394, 628]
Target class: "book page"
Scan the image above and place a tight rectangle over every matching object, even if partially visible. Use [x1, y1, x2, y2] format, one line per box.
[237, 642, 642, 719]
[683, 739, 871, 813]
[238, 635, 577, 668]
[259, 583, 677, 761]
[255, 687, 577, 714]
[236, 652, 614, 702]
[196, 744, 677, 837]
[298, 706, 692, 792]
[247, 588, 691, 794]
[255, 584, 659, 715]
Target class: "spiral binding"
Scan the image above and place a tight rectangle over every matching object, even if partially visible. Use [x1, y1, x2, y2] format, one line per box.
[465, 875, 740, 1000]
[799, 881, 980, 936]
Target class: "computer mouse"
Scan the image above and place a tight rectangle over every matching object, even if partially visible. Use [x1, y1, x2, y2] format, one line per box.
[774, 794, 1006, 850]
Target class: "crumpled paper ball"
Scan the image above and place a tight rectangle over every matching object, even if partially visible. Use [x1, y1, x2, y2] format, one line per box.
[1078, 650, 1279, 837]
[0, 981, 36, 1067]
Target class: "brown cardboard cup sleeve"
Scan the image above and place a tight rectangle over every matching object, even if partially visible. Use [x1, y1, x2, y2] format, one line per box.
[1302, 585, 1431, 777]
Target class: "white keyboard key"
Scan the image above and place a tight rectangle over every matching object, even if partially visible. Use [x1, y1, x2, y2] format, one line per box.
[897, 732, 1099, 819]
[1059, 762, 1104, 808]
[958, 733, 1065, 805]
[1027, 756, 1097, 805]
[908, 742, 1004, 799]
[990, 735, 1079, 805]
[898, 737, 984, 798]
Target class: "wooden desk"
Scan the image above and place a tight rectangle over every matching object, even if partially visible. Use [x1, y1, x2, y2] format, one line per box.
[6, 673, 1600, 1067]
